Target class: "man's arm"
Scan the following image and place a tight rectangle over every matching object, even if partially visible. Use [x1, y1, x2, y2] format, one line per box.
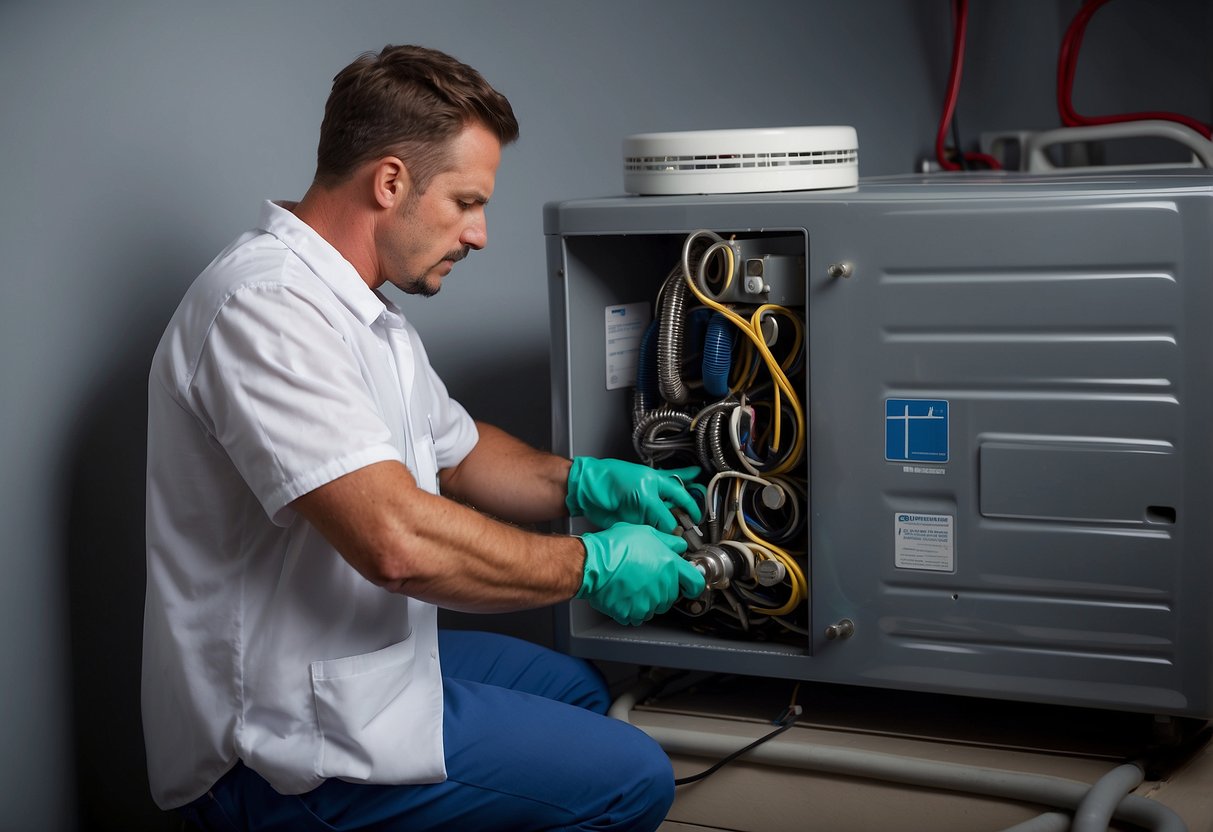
[438, 421, 572, 524]
[292, 459, 583, 613]
[292, 422, 707, 620]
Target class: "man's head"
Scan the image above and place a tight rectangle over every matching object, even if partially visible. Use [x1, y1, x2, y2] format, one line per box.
[314, 44, 518, 193]
[304, 45, 519, 295]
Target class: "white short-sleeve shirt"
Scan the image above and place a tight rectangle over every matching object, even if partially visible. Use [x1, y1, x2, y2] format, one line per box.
[142, 200, 479, 809]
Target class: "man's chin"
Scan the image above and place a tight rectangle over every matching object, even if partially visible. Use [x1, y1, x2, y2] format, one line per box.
[397, 275, 442, 298]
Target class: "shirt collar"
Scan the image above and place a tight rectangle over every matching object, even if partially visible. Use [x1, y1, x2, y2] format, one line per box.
[257, 200, 386, 327]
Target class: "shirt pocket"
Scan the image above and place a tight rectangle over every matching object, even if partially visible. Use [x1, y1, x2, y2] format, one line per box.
[309, 634, 443, 784]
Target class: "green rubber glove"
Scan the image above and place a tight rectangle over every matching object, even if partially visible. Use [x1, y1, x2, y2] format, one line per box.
[566, 457, 703, 533]
[577, 523, 706, 626]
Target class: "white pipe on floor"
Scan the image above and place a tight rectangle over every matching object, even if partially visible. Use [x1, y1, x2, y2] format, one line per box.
[610, 684, 1186, 832]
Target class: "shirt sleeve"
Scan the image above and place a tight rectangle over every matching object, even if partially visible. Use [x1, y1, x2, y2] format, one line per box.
[188, 282, 402, 524]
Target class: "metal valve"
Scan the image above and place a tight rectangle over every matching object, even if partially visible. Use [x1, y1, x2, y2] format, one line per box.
[689, 545, 738, 590]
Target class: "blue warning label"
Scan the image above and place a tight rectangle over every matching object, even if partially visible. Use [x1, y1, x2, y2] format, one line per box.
[885, 399, 949, 463]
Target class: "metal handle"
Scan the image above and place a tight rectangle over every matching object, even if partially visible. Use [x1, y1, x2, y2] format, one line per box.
[1023, 121, 1213, 171]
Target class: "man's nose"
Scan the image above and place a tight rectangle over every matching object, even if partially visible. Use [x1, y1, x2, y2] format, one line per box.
[461, 216, 487, 250]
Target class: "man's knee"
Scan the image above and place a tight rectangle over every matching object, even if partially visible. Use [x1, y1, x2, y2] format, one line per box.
[593, 721, 675, 831]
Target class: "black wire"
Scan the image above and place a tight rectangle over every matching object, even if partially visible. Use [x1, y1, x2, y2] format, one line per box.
[951, 112, 967, 171]
[673, 704, 803, 786]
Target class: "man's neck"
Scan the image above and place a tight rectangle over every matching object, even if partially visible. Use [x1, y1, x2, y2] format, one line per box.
[292, 184, 381, 290]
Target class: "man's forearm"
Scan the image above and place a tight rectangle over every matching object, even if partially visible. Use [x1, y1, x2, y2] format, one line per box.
[293, 458, 585, 612]
[439, 421, 572, 524]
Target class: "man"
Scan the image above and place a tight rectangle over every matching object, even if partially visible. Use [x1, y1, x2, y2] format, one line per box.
[143, 44, 706, 831]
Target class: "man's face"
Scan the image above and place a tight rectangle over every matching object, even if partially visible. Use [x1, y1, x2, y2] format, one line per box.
[380, 122, 502, 296]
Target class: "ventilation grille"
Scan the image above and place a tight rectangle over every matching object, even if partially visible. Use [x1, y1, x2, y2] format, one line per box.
[626, 147, 858, 173]
[622, 127, 859, 194]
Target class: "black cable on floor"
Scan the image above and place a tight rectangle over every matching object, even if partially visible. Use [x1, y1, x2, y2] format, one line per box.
[673, 703, 803, 786]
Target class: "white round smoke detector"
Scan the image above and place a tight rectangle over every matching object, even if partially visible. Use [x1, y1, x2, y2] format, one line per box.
[623, 126, 858, 195]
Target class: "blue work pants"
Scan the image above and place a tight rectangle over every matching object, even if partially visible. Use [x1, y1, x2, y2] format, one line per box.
[176, 630, 673, 831]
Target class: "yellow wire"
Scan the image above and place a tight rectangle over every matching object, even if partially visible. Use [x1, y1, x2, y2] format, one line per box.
[752, 304, 805, 374]
[730, 479, 807, 617]
[683, 244, 805, 474]
[731, 340, 760, 392]
[711, 248, 800, 461]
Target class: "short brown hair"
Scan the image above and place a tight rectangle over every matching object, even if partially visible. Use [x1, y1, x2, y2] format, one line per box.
[314, 44, 519, 191]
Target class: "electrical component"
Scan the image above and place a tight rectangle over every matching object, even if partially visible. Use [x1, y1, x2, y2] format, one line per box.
[629, 228, 810, 643]
[689, 237, 805, 306]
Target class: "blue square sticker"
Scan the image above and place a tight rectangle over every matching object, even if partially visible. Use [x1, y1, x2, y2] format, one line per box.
[885, 399, 949, 463]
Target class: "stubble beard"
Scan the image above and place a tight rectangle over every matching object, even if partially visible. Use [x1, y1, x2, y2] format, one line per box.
[400, 247, 470, 298]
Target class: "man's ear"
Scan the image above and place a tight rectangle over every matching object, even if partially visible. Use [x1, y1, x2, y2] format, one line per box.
[371, 156, 412, 209]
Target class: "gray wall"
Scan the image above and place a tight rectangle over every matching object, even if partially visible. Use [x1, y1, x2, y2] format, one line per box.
[0, 1, 1208, 829]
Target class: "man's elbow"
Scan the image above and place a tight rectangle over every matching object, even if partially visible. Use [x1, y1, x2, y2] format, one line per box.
[341, 532, 425, 594]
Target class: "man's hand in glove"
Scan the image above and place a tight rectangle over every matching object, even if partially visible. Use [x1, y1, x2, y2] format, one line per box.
[566, 457, 702, 533]
[577, 523, 706, 626]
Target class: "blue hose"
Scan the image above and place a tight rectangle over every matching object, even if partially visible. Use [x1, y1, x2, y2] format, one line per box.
[702, 312, 735, 398]
[634, 319, 660, 415]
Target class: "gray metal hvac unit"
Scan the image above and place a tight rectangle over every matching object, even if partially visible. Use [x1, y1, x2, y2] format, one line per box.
[545, 172, 1213, 718]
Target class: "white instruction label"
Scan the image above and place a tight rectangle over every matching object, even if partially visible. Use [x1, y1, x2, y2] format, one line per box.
[894, 513, 955, 572]
[604, 303, 651, 390]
